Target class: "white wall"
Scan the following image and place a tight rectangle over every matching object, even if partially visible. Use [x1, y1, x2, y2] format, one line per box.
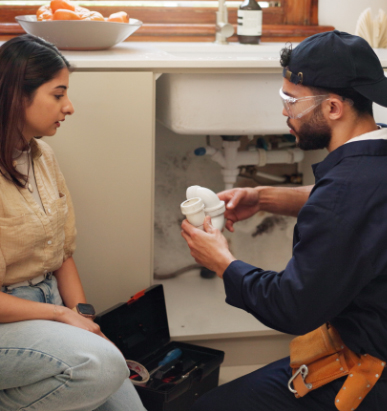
[318, 0, 387, 127]
[319, 0, 387, 34]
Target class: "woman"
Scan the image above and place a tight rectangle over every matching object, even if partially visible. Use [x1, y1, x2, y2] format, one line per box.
[0, 34, 145, 411]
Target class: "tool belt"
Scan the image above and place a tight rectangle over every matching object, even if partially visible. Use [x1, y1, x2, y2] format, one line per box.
[288, 323, 386, 411]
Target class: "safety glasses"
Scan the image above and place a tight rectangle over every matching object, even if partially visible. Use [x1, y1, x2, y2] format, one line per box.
[279, 88, 330, 119]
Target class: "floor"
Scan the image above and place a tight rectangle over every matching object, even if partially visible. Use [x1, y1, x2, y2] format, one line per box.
[154, 269, 281, 341]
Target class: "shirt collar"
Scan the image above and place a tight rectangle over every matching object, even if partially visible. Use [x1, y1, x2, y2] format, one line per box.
[30, 138, 42, 160]
[312, 128, 387, 182]
[344, 126, 387, 144]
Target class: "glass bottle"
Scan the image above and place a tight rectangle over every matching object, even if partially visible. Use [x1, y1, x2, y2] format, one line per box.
[237, 0, 262, 45]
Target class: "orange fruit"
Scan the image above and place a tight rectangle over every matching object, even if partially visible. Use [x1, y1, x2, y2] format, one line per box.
[52, 9, 81, 20]
[107, 11, 129, 23]
[50, 0, 76, 13]
[74, 6, 91, 19]
[37, 10, 53, 21]
[36, 5, 53, 21]
[37, 5, 50, 16]
[36, 3, 131, 24]
[80, 11, 105, 21]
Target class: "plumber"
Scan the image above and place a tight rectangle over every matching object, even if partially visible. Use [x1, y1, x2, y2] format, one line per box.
[181, 30, 387, 411]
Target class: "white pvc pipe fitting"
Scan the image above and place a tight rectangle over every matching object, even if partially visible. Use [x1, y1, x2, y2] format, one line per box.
[180, 197, 206, 229]
[181, 186, 225, 231]
[201, 201, 226, 231]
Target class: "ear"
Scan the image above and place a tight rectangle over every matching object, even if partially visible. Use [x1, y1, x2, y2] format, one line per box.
[325, 97, 345, 121]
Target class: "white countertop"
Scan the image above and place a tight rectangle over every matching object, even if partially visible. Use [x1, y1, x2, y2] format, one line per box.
[61, 42, 285, 70]
[1, 39, 385, 70]
[57, 42, 387, 70]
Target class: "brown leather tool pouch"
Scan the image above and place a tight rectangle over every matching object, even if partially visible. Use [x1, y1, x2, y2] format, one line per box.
[288, 324, 385, 411]
[289, 324, 348, 397]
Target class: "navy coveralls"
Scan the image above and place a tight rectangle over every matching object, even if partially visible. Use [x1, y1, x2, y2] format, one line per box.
[191, 130, 387, 411]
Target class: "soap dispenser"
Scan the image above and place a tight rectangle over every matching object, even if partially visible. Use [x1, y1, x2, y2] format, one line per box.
[237, 0, 262, 44]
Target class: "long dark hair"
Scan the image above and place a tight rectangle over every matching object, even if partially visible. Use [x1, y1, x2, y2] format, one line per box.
[0, 34, 71, 187]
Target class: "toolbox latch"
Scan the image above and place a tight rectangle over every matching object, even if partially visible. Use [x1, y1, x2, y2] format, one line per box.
[127, 289, 146, 305]
[191, 365, 204, 382]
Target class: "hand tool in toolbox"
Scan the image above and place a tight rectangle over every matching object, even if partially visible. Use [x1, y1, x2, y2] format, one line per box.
[149, 348, 183, 378]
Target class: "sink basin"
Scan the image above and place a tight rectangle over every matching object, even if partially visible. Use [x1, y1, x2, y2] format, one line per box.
[156, 72, 288, 135]
[155, 43, 289, 135]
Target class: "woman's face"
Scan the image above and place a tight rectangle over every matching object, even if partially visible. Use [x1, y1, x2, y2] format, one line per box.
[23, 67, 74, 141]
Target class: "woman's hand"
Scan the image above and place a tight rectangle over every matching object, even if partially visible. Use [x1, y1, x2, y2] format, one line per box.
[52, 305, 110, 341]
[217, 187, 261, 232]
[53, 259, 116, 345]
[181, 216, 236, 278]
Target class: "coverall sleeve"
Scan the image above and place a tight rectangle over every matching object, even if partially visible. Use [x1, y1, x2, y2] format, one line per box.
[223, 204, 374, 335]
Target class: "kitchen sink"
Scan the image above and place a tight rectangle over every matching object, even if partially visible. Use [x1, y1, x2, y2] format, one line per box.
[155, 43, 289, 135]
[156, 72, 288, 135]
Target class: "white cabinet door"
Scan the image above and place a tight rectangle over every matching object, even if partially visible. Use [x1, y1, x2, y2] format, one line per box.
[45, 71, 155, 312]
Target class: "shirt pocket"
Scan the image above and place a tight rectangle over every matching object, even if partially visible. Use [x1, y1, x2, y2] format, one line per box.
[0, 214, 42, 265]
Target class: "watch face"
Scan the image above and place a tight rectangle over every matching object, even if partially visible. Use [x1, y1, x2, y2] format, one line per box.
[78, 303, 96, 316]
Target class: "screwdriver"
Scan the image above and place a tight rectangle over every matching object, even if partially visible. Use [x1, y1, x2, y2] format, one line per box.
[149, 348, 183, 377]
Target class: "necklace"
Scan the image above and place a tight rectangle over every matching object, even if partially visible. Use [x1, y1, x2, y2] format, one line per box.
[13, 150, 34, 193]
[26, 151, 34, 193]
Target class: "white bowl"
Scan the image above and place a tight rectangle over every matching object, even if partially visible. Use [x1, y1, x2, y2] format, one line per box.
[15, 15, 142, 51]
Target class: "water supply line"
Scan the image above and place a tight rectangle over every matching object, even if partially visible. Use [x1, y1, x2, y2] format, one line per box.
[194, 136, 304, 189]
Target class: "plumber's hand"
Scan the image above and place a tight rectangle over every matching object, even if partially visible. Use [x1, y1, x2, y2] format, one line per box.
[181, 216, 236, 279]
[217, 187, 262, 232]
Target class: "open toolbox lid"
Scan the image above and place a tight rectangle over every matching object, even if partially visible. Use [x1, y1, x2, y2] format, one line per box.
[95, 284, 170, 363]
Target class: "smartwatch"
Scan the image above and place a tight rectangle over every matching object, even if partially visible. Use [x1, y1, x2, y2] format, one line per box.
[72, 303, 96, 319]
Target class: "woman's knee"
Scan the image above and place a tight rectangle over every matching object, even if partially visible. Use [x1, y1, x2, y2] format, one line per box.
[72, 337, 129, 395]
[24, 321, 129, 396]
[0, 321, 130, 410]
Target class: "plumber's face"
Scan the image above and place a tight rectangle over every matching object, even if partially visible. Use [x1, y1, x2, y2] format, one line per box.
[281, 78, 332, 150]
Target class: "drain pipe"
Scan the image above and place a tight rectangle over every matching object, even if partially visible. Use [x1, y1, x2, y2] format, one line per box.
[180, 185, 226, 230]
[194, 136, 304, 189]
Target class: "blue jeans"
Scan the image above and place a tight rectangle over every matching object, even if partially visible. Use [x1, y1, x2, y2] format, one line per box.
[0, 276, 146, 411]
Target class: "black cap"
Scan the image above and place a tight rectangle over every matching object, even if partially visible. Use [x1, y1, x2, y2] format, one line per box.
[283, 30, 387, 107]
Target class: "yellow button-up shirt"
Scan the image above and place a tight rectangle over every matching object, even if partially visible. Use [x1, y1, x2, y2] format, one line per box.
[0, 139, 76, 286]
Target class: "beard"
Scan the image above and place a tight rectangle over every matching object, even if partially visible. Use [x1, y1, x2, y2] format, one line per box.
[287, 106, 332, 150]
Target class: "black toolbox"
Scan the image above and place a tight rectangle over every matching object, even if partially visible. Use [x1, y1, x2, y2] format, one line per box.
[95, 284, 225, 411]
